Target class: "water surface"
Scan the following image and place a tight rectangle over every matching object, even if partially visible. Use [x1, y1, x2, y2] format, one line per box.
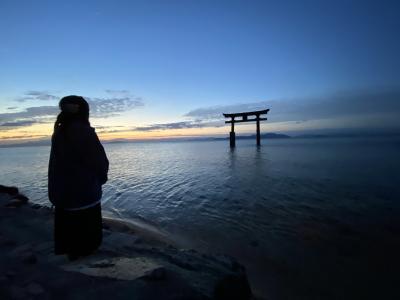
[1, 137, 399, 299]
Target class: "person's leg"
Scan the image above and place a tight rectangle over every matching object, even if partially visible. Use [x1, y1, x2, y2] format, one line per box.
[54, 207, 70, 255]
[67, 203, 103, 258]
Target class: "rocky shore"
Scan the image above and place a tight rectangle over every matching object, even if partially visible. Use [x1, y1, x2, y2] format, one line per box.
[0, 185, 254, 300]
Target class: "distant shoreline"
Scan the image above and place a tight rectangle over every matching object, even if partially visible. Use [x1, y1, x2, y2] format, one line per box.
[1, 131, 400, 148]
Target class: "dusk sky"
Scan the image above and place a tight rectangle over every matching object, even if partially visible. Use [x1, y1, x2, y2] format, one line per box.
[1, 0, 400, 143]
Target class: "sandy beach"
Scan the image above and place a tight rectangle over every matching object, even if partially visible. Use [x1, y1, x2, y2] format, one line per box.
[0, 185, 254, 300]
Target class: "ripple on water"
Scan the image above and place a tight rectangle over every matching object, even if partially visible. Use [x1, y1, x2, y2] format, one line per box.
[1, 138, 400, 298]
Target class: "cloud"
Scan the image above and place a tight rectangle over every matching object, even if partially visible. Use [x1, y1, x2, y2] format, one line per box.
[3, 88, 399, 134]
[0, 106, 58, 130]
[133, 88, 400, 133]
[185, 88, 400, 126]
[12, 90, 144, 115]
[87, 96, 144, 117]
[15, 91, 58, 102]
[0, 106, 59, 122]
[105, 89, 130, 95]
[87, 90, 144, 117]
[135, 121, 202, 131]
[134, 120, 224, 132]
[0, 134, 48, 140]
[185, 102, 270, 121]
[94, 125, 132, 134]
[0, 120, 40, 127]
[1, 90, 144, 130]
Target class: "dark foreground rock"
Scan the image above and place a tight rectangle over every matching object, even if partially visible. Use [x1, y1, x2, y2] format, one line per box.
[0, 187, 254, 300]
[0, 185, 19, 195]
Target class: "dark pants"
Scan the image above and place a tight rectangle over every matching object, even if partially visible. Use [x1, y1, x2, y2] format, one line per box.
[54, 203, 102, 256]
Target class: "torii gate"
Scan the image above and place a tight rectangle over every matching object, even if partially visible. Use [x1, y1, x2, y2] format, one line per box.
[223, 109, 270, 147]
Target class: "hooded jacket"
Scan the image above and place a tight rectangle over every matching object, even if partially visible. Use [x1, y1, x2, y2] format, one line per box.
[48, 120, 109, 209]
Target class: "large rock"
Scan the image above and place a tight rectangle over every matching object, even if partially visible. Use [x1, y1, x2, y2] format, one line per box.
[26, 282, 45, 295]
[8, 285, 27, 299]
[0, 185, 19, 195]
[214, 273, 252, 300]
[62, 257, 165, 281]
[0, 188, 254, 300]
[21, 252, 37, 264]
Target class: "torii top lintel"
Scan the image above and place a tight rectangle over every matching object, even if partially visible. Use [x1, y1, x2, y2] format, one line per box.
[223, 109, 269, 123]
[223, 109, 270, 118]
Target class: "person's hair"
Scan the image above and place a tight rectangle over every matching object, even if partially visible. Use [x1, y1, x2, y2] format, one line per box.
[53, 95, 90, 133]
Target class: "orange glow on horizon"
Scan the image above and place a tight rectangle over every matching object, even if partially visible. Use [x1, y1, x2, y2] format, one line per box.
[0, 119, 301, 144]
[0, 123, 231, 143]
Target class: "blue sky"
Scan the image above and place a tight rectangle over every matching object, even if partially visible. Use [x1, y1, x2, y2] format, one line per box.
[1, 0, 399, 141]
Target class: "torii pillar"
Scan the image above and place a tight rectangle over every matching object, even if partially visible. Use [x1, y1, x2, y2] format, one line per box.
[230, 116, 236, 147]
[256, 113, 261, 146]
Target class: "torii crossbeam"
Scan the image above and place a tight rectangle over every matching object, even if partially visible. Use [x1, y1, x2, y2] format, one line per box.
[223, 109, 270, 147]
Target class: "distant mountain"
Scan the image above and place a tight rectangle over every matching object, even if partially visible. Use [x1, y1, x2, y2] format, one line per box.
[237, 133, 291, 139]
[292, 134, 328, 139]
[209, 133, 291, 141]
[292, 131, 400, 139]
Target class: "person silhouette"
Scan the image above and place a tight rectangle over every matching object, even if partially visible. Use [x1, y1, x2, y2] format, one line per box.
[48, 95, 109, 260]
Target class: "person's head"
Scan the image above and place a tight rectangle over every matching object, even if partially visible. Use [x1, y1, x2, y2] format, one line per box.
[54, 95, 90, 132]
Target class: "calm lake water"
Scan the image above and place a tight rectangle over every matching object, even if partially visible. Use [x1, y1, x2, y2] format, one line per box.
[1, 136, 400, 299]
